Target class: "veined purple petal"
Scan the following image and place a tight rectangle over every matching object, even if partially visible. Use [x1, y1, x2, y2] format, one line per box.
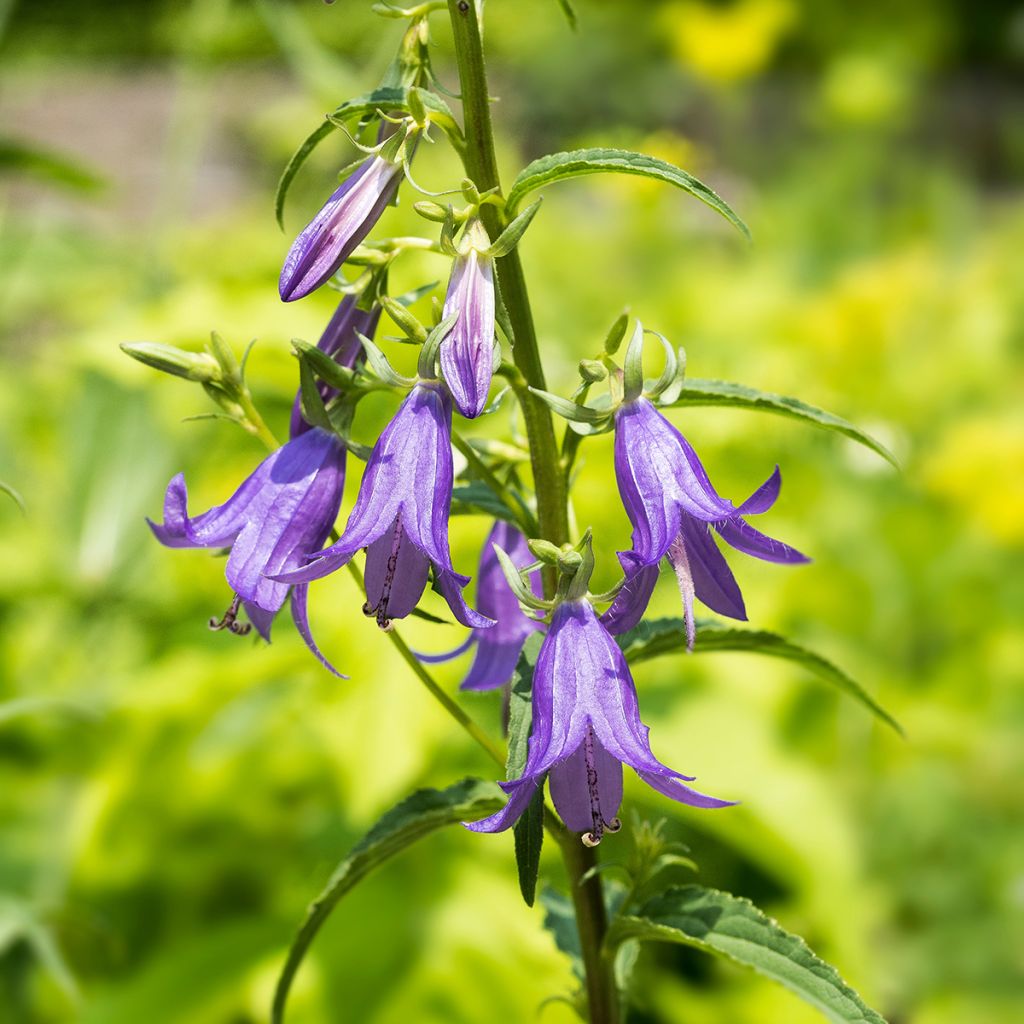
[439, 250, 496, 419]
[677, 516, 747, 621]
[735, 465, 782, 516]
[466, 599, 728, 836]
[243, 601, 277, 642]
[600, 550, 659, 636]
[290, 297, 381, 438]
[224, 428, 347, 612]
[714, 516, 809, 565]
[636, 771, 736, 809]
[280, 156, 402, 302]
[290, 583, 346, 678]
[363, 517, 430, 626]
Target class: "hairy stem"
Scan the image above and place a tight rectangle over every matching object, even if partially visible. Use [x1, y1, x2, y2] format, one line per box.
[446, 5, 618, 1023]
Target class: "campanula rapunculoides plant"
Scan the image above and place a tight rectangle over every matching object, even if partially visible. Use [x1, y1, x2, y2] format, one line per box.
[123, 4, 899, 1023]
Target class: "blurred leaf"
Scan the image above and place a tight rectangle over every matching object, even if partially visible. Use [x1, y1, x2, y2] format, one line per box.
[272, 777, 503, 1024]
[450, 481, 521, 524]
[540, 886, 583, 979]
[0, 899, 79, 1005]
[667, 378, 898, 467]
[552, 0, 578, 30]
[508, 635, 544, 906]
[505, 148, 749, 238]
[0, 695, 100, 727]
[609, 885, 888, 1024]
[0, 138, 105, 193]
[1, 478, 25, 512]
[618, 617, 903, 735]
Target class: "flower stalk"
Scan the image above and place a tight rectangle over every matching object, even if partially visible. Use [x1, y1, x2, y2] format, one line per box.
[446, 3, 617, 1021]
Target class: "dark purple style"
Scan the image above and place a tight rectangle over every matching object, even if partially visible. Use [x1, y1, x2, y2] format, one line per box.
[603, 397, 808, 646]
[148, 425, 347, 674]
[274, 383, 492, 630]
[466, 598, 732, 843]
[438, 234, 495, 418]
[279, 155, 402, 302]
[418, 521, 542, 691]
[290, 295, 381, 437]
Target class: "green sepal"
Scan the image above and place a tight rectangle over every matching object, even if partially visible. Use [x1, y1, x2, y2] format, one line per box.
[622, 319, 645, 402]
[505, 147, 750, 239]
[358, 334, 415, 389]
[508, 634, 545, 906]
[380, 295, 428, 344]
[607, 886, 888, 1024]
[270, 778, 503, 1024]
[296, 355, 334, 433]
[417, 314, 458, 380]
[120, 341, 221, 385]
[662, 379, 899, 468]
[603, 309, 630, 355]
[0, 480, 25, 513]
[485, 199, 542, 258]
[527, 387, 612, 430]
[617, 617, 904, 735]
[554, 528, 595, 603]
[291, 339, 361, 395]
[493, 545, 553, 612]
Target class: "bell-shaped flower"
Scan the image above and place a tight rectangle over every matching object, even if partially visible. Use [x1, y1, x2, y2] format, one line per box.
[417, 520, 542, 691]
[466, 598, 732, 844]
[148, 425, 347, 673]
[273, 382, 492, 630]
[280, 154, 403, 302]
[438, 219, 496, 418]
[290, 295, 380, 437]
[605, 396, 808, 645]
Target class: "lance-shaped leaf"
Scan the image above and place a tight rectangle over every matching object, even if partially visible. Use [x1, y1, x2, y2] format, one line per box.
[272, 778, 502, 1024]
[618, 617, 903, 735]
[608, 886, 888, 1024]
[551, 0, 578, 30]
[665, 379, 898, 468]
[528, 387, 613, 429]
[506, 148, 749, 239]
[450, 482, 521, 525]
[508, 635, 546, 906]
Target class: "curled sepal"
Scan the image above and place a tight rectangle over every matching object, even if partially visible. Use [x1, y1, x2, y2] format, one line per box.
[296, 356, 334, 433]
[417, 314, 458, 380]
[527, 387, 613, 432]
[493, 544, 554, 612]
[358, 333, 416, 389]
[485, 199, 542, 259]
[380, 295, 428, 344]
[624, 321, 684, 404]
[554, 528, 596, 603]
[604, 309, 631, 355]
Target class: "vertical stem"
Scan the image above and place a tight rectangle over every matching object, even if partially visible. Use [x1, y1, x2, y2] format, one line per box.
[446, 5, 618, 1023]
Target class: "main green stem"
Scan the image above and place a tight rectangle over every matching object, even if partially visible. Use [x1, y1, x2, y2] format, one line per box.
[446, 5, 618, 1023]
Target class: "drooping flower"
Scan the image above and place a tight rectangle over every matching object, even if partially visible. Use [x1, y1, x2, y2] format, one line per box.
[438, 219, 496, 418]
[466, 598, 732, 843]
[273, 383, 492, 630]
[604, 396, 808, 645]
[148, 425, 347, 673]
[290, 295, 380, 437]
[417, 520, 542, 691]
[280, 154, 403, 302]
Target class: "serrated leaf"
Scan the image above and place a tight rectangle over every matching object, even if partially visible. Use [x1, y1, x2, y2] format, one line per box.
[609, 886, 888, 1024]
[509, 635, 544, 905]
[667, 378, 898, 468]
[271, 777, 502, 1024]
[618, 618, 903, 735]
[506, 148, 749, 239]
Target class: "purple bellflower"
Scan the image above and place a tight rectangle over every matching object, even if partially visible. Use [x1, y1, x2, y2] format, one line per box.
[418, 520, 542, 691]
[438, 219, 496, 418]
[603, 397, 808, 645]
[273, 382, 492, 631]
[280, 154, 403, 302]
[290, 295, 381, 437]
[148, 424, 347, 673]
[466, 598, 733, 844]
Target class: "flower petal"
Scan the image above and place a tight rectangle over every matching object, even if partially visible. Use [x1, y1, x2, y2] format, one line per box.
[677, 516, 747, 621]
[715, 516, 809, 565]
[291, 583, 346, 677]
[636, 770, 736, 809]
[548, 729, 623, 833]
[599, 551, 659, 636]
[439, 250, 496, 419]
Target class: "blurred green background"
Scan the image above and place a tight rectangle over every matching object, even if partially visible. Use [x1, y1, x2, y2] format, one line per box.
[1, 0, 1022, 1021]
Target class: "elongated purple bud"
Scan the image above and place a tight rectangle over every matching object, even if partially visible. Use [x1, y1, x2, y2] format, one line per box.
[280, 155, 402, 302]
[439, 220, 496, 418]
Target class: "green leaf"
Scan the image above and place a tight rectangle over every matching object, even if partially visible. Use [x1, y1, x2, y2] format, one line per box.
[450, 481, 521, 524]
[505, 148, 749, 239]
[275, 119, 336, 228]
[667, 378, 898, 468]
[508, 635, 545, 906]
[618, 617, 903, 735]
[272, 777, 502, 1024]
[540, 886, 583, 978]
[552, 0, 578, 29]
[1, 479, 25, 512]
[0, 138, 105, 193]
[609, 886, 888, 1024]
